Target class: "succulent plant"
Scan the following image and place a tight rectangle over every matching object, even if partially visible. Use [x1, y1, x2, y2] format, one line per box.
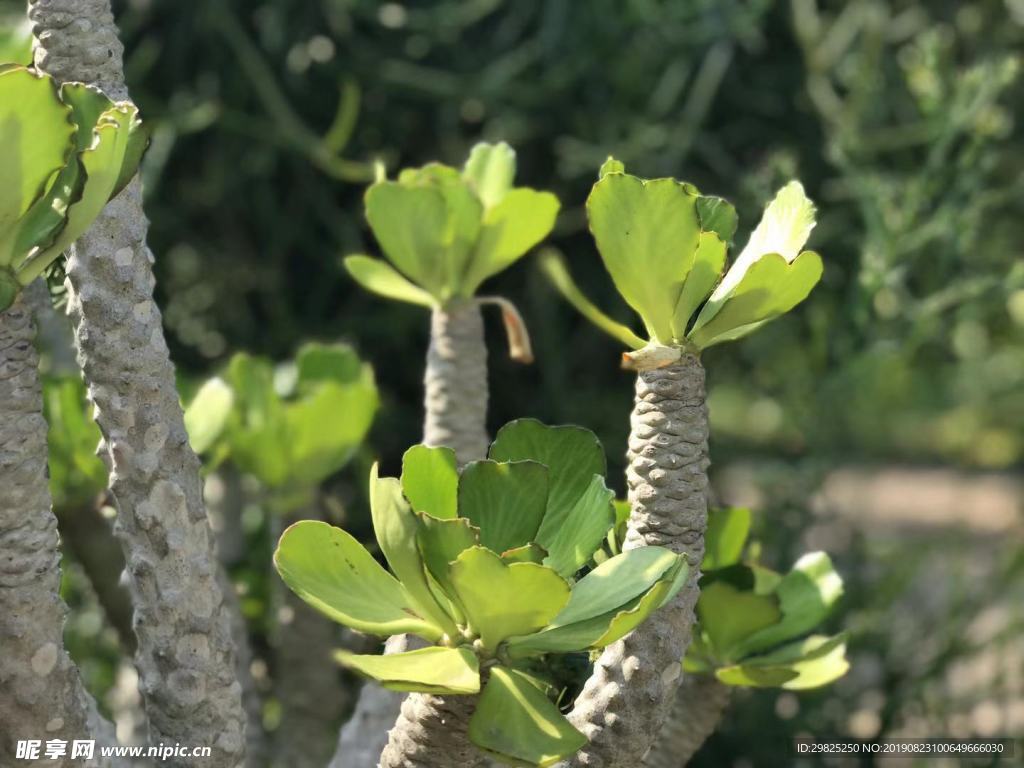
[685, 507, 848, 689]
[543, 159, 822, 365]
[274, 419, 689, 766]
[0, 64, 146, 311]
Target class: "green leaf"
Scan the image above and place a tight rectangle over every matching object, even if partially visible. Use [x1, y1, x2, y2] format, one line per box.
[43, 376, 106, 508]
[551, 547, 680, 626]
[538, 249, 646, 350]
[469, 666, 586, 767]
[274, 520, 441, 639]
[736, 552, 843, 657]
[20, 103, 144, 283]
[688, 250, 823, 349]
[458, 460, 550, 554]
[716, 634, 849, 690]
[697, 581, 782, 662]
[370, 467, 458, 636]
[586, 173, 701, 343]
[295, 342, 368, 391]
[462, 141, 516, 209]
[461, 188, 560, 295]
[335, 647, 480, 694]
[537, 475, 615, 577]
[598, 157, 625, 178]
[735, 180, 816, 276]
[402, 445, 459, 519]
[448, 547, 570, 651]
[488, 420, 611, 573]
[417, 514, 479, 595]
[671, 231, 727, 338]
[703, 507, 752, 571]
[185, 376, 234, 454]
[696, 196, 738, 243]
[224, 353, 290, 487]
[500, 543, 548, 564]
[344, 255, 437, 307]
[0, 67, 75, 267]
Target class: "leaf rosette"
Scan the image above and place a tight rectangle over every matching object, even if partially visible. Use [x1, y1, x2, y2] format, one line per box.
[542, 159, 823, 365]
[0, 65, 147, 310]
[273, 419, 689, 766]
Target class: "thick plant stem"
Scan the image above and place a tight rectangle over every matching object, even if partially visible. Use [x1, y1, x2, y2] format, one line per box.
[378, 692, 482, 768]
[562, 354, 709, 768]
[31, 2, 248, 764]
[642, 675, 730, 768]
[423, 301, 489, 465]
[0, 295, 98, 767]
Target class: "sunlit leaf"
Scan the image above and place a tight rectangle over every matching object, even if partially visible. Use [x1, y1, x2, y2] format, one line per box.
[716, 634, 849, 690]
[703, 507, 752, 571]
[343, 255, 436, 307]
[469, 666, 586, 767]
[335, 646, 480, 694]
[462, 141, 516, 209]
[274, 520, 441, 639]
[402, 445, 459, 519]
[185, 376, 234, 454]
[671, 231, 726, 338]
[448, 547, 570, 650]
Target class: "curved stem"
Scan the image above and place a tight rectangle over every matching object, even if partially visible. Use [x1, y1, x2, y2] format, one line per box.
[642, 675, 730, 768]
[30, 2, 248, 763]
[0, 294, 105, 766]
[562, 354, 710, 767]
[423, 301, 489, 466]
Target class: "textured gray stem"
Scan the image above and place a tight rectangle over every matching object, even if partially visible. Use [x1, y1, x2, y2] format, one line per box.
[423, 302, 489, 465]
[561, 355, 709, 768]
[378, 692, 483, 768]
[30, 2, 248, 763]
[0, 295, 102, 767]
[642, 675, 730, 768]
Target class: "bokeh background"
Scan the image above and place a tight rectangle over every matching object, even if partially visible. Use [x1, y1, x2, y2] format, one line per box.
[3, 0, 1023, 765]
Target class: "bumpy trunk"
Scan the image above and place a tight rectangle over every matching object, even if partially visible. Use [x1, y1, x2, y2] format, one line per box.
[333, 301, 491, 768]
[0, 295, 100, 767]
[378, 691, 482, 768]
[30, 2, 247, 764]
[642, 675, 730, 768]
[562, 354, 709, 768]
[423, 301, 489, 465]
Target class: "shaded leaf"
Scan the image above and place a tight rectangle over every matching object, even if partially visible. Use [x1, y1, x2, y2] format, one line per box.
[462, 141, 516, 208]
[703, 507, 752, 571]
[458, 460, 549, 554]
[697, 581, 781, 662]
[696, 195, 738, 243]
[671, 231, 727, 338]
[716, 634, 849, 690]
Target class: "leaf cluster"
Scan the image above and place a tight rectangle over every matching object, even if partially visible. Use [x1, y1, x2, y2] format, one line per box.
[0, 65, 146, 310]
[273, 420, 688, 766]
[185, 343, 378, 510]
[344, 142, 560, 308]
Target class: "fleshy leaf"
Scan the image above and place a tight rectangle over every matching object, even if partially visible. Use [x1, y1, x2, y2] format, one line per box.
[551, 547, 679, 626]
[469, 666, 587, 767]
[688, 250, 823, 349]
[716, 634, 849, 690]
[703, 507, 752, 571]
[402, 445, 459, 520]
[462, 141, 516, 209]
[0, 66, 74, 263]
[273, 520, 441, 639]
[501, 543, 548, 564]
[671, 231, 727, 339]
[696, 196, 738, 243]
[458, 460, 549, 554]
[586, 173, 701, 343]
[335, 646, 480, 694]
[461, 188, 560, 295]
[184, 377, 234, 454]
[295, 342, 370, 391]
[536, 474, 615, 577]
[598, 157, 625, 178]
[224, 354, 290, 487]
[370, 467, 457, 636]
[697, 581, 781, 662]
[343, 255, 437, 307]
[417, 514, 479, 596]
[448, 547, 570, 650]
[735, 552, 843, 657]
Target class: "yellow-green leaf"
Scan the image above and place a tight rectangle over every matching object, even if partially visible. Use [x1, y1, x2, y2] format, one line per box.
[335, 646, 480, 694]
